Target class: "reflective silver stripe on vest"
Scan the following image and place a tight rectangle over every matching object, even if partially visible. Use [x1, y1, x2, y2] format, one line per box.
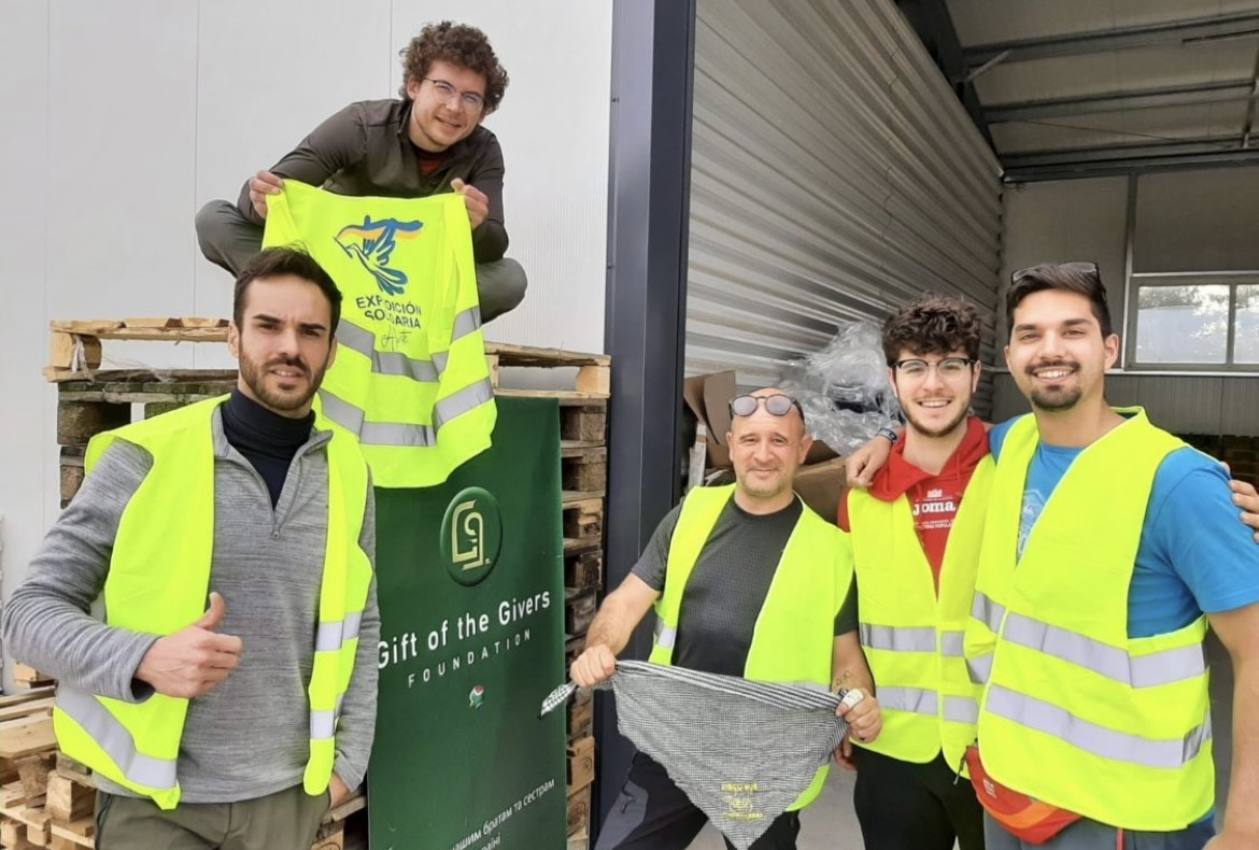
[337, 323, 438, 382]
[319, 390, 435, 447]
[655, 620, 677, 650]
[56, 686, 178, 790]
[434, 379, 495, 429]
[336, 307, 481, 382]
[968, 653, 994, 685]
[943, 695, 979, 724]
[860, 623, 937, 653]
[972, 592, 1005, 633]
[1002, 612, 1206, 688]
[940, 631, 965, 658]
[320, 379, 493, 448]
[311, 709, 337, 740]
[314, 612, 365, 653]
[877, 687, 938, 716]
[452, 306, 483, 341]
[985, 684, 1211, 770]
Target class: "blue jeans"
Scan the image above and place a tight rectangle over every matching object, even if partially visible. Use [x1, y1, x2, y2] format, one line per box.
[984, 812, 1215, 850]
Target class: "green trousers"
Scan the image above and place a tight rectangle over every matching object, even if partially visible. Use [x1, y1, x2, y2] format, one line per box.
[95, 784, 329, 850]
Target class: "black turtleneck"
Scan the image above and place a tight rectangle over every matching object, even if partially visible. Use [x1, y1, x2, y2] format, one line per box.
[221, 389, 315, 507]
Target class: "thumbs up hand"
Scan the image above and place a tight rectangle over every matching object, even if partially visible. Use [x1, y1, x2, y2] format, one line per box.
[136, 592, 244, 699]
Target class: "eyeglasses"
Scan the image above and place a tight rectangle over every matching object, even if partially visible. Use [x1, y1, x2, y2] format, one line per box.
[729, 394, 803, 418]
[1012, 261, 1104, 296]
[424, 78, 485, 110]
[893, 357, 976, 380]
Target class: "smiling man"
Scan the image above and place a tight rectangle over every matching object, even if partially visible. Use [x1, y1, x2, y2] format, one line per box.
[3, 247, 378, 850]
[966, 264, 1259, 850]
[837, 295, 990, 850]
[571, 389, 881, 850]
[195, 21, 526, 321]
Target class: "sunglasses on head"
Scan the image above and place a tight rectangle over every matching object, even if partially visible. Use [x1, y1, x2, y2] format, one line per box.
[728, 393, 803, 418]
[1012, 261, 1103, 290]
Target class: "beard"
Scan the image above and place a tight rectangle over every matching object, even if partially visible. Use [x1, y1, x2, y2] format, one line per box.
[238, 349, 329, 413]
[1030, 385, 1083, 411]
[903, 402, 970, 439]
[1025, 359, 1084, 412]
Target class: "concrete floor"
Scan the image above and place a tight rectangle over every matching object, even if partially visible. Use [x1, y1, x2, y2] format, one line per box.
[688, 767, 864, 850]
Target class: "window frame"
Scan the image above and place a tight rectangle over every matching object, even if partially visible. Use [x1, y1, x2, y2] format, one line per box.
[1125, 270, 1259, 371]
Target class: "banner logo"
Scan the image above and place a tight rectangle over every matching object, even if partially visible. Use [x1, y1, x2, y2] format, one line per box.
[441, 487, 503, 586]
[469, 685, 486, 709]
[334, 215, 423, 295]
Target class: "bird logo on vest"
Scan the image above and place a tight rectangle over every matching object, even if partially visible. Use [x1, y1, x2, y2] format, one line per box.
[334, 216, 423, 296]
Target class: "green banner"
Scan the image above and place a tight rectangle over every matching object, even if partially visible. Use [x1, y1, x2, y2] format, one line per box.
[369, 397, 567, 850]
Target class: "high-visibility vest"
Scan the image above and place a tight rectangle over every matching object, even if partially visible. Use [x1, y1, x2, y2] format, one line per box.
[263, 180, 496, 488]
[52, 397, 372, 810]
[966, 409, 1212, 830]
[848, 456, 993, 771]
[649, 485, 854, 810]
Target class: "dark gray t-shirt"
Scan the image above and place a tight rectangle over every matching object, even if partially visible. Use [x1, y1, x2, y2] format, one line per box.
[632, 499, 857, 677]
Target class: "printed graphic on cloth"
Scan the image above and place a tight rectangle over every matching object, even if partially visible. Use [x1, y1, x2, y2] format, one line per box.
[263, 181, 496, 488]
[542, 661, 848, 850]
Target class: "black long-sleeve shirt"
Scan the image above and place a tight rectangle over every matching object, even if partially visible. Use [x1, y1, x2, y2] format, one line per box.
[238, 98, 508, 263]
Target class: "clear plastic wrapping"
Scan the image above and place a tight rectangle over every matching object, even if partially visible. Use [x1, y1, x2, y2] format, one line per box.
[779, 320, 900, 454]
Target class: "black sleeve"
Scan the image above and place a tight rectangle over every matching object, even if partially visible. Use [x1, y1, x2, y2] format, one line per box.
[466, 134, 508, 262]
[237, 102, 369, 224]
[834, 574, 858, 636]
[629, 503, 684, 592]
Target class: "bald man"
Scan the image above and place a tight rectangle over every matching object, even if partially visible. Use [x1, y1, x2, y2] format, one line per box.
[572, 388, 878, 850]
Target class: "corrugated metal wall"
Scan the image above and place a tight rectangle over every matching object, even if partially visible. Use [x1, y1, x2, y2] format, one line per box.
[686, 0, 1003, 411]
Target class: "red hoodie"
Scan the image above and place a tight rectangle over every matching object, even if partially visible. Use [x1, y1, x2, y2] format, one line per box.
[838, 416, 990, 592]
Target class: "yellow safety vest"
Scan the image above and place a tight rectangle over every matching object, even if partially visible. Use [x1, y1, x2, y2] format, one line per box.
[848, 456, 993, 771]
[650, 485, 854, 810]
[52, 397, 372, 810]
[966, 409, 1212, 830]
[264, 180, 496, 488]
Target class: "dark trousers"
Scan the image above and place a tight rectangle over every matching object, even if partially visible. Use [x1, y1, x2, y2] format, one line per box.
[983, 812, 1215, 850]
[853, 747, 985, 850]
[595, 752, 801, 850]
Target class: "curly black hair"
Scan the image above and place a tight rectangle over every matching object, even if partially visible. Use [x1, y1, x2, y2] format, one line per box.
[881, 294, 982, 366]
[398, 21, 509, 114]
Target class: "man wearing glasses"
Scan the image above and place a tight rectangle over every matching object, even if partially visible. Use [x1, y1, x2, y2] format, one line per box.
[849, 266, 1259, 850]
[570, 389, 882, 850]
[837, 294, 990, 850]
[195, 21, 527, 322]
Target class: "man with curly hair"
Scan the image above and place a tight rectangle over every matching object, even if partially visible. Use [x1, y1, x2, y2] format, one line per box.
[835, 293, 989, 850]
[196, 21, 526, 321]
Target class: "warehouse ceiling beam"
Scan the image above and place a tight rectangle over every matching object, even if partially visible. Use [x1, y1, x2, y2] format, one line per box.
[987, 78, 1256, 123]
[965, 11, 1259, 68]
[1003, 136, 1259, 182]
[1241, 46, 1259, 147]
[896, 0, 992, 145]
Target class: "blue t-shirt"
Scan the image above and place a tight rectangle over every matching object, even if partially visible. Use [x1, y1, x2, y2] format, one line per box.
[990, 415, 1259, 639]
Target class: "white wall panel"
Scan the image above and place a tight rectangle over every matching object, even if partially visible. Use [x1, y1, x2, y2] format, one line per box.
[391, 0, 612, 354]
[0, 1, 613, 679]
[687, 0, 1003, 408]
[0, 1, 51, 691]
[194, 0, 393, 365]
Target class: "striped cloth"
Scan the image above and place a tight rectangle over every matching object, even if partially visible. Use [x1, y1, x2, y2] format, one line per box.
[542, 661, 848, 850]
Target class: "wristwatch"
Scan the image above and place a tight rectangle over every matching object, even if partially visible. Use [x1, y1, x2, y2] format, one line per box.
[876, 426, 899, 444]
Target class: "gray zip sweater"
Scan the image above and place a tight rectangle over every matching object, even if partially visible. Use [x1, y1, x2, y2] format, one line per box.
[1, 410, 379, 802]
